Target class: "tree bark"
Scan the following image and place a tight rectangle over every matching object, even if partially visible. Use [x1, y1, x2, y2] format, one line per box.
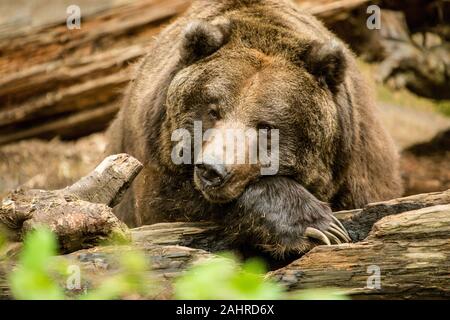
[270, 204, 450, 299]
[335, 188, 450, 241]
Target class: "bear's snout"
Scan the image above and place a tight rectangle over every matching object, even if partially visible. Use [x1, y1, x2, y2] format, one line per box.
[195, 162, 229, 188]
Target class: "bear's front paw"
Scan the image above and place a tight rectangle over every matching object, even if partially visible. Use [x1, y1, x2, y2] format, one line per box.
[258, 201, 351, 258]
[227, 176, 351, 257]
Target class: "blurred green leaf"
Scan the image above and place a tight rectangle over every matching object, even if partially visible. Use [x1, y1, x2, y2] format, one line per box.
[9, 227, 65, 300]
[7, 227, 348, 301]
[174, 254, 283, 300]
[81, 250, 150, 300]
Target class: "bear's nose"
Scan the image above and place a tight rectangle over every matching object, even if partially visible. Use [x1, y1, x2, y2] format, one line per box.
[195, 163, 228, 187]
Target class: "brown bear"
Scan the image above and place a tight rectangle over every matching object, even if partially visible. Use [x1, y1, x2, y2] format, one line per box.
[107, 0, 403, 256]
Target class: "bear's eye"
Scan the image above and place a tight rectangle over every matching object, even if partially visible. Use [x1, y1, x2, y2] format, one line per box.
[207, 105, 221, 120]
[256, 122, 275, 131]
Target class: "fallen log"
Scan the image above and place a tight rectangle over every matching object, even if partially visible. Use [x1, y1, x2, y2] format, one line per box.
[0, 0, 370, 145]
[335, 188, 450, 241]
[1, 175, 448, 299]
[62, 187, 450, 300]
[0, 153, 142, 253]
[270, 204, 450, 299]
[3, 149, 448, 257]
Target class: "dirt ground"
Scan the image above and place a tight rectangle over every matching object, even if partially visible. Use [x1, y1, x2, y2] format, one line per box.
[0, 133, 106, 198]
[379, 103, 450, 149]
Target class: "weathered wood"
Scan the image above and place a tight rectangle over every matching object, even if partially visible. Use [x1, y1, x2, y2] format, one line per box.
[0, 0, 370, 145]
[0, 242, 217, 300]
[0, 222, 226, 299]
[0, 0, 190, 144]
[123, 188, 450, 252]
[0, 103, 120, 146]
[64, 153, 142, 207]
[335, 188, 450, 241]
[131, 222, 232, 252]
[270, 204, 450, 299]
[1, 186, 450, 299]
[0, 154, 142, 253]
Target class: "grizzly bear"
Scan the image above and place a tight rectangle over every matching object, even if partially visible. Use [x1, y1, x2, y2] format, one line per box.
[107, 0, 403, 256]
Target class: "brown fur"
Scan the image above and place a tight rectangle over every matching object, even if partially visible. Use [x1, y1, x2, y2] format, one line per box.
[107, 0, 403, 255]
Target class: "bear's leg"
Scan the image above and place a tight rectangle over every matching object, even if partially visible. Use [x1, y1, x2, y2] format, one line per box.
[225, 176, 350, 257]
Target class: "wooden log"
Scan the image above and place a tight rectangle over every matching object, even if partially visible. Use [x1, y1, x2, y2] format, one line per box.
[0, 0, 191, 145]
[0, 103, 120, 146]
[131, 222, 232, 252]
[0, 0, 370, 145]
[0, 222, 225, 299]
[63, 152, 142, 207]
[0, 242, 217, 300]
[0, 154, 142, 253]
[270, 204, 450, 299]
[1, 189, 449, 299]
[335, 188, 450, 241]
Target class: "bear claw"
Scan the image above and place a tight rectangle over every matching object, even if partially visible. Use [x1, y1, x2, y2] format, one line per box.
[305, 218, 351, 245]
[331, 215, 349, 236]
[329, 223, 352, 242]
[305, 227, 331, 245]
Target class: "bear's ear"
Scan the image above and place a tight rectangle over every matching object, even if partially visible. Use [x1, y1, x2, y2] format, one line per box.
[180, 19, 231, 64]
[301, 40, 347, 92]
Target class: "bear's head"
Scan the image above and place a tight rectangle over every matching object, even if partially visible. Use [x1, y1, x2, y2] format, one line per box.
[163, 18, 351, 204]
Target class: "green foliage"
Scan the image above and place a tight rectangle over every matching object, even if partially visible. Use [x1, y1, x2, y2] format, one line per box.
[8, 228, 348, 300]
[174, 253, 283, 300]
[174, 253, 347, 300]
[0, 230, 7, 261]
[9, 227, 65, 300]
[81, 251, 150, 300]
[0, 231, 5, 251]
[8, 227, 150, 300]
[436, 100, 450, 117]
